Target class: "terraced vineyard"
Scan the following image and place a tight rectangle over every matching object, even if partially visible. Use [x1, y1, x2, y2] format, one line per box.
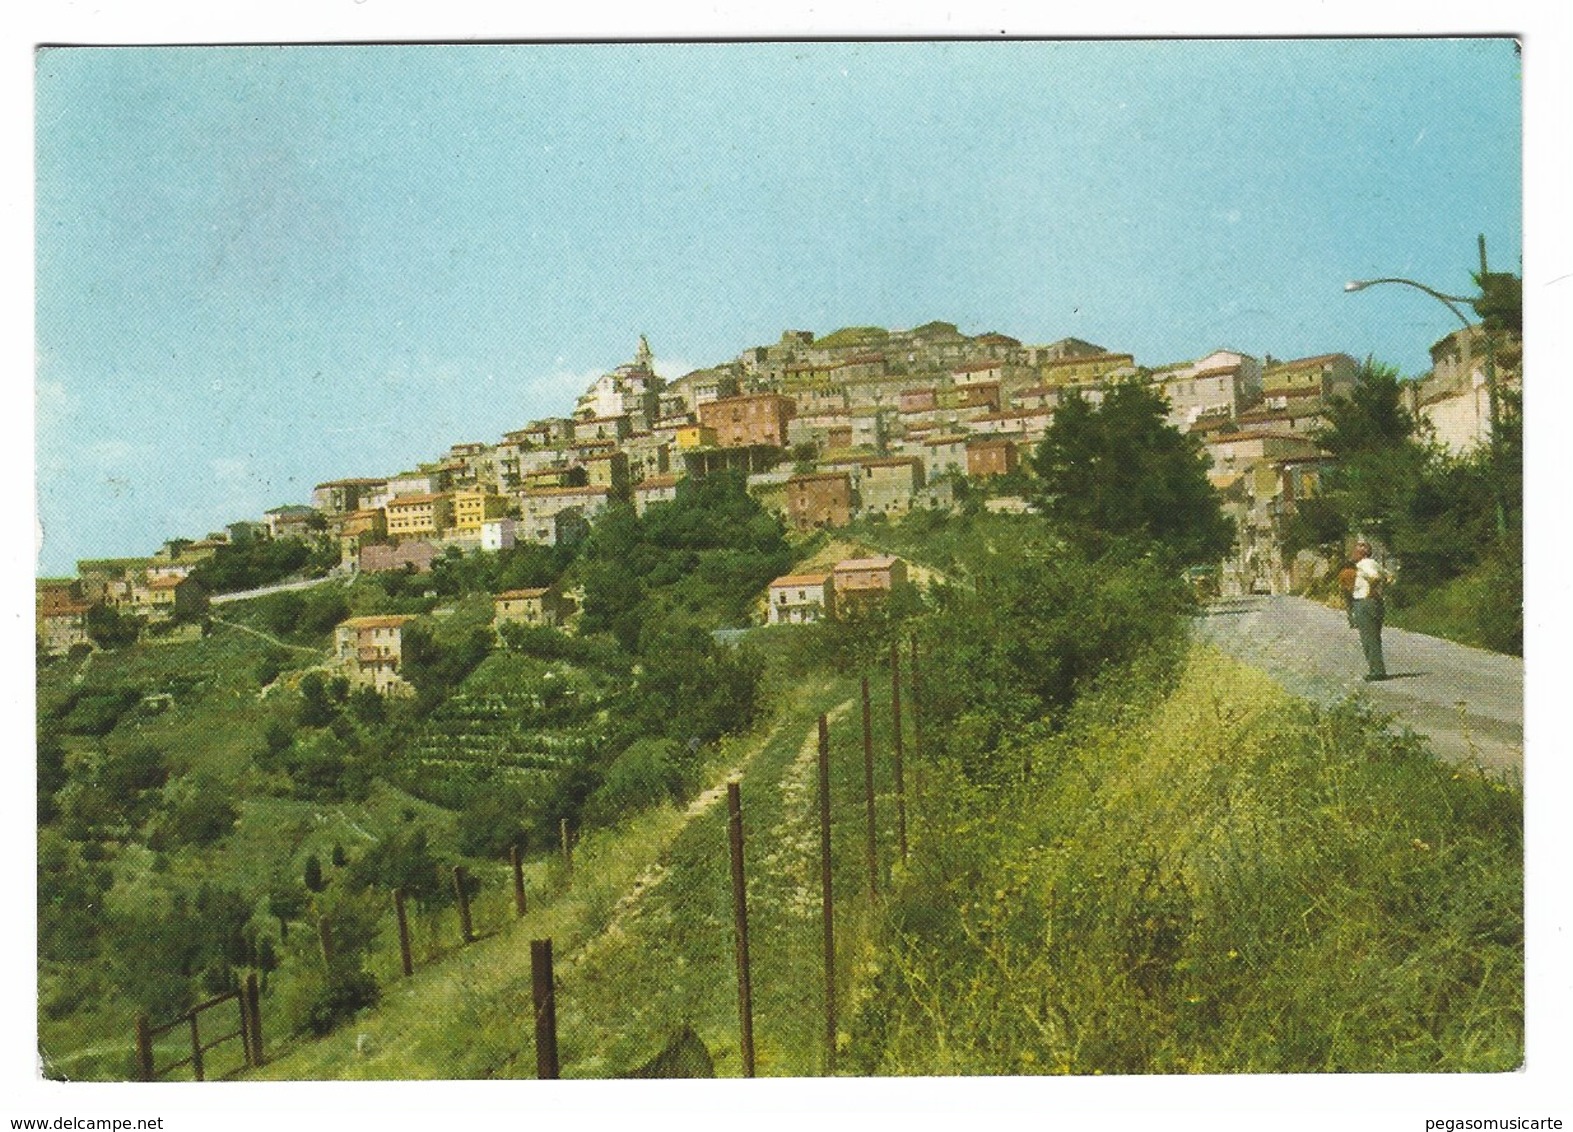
[399, 650, 618, 800]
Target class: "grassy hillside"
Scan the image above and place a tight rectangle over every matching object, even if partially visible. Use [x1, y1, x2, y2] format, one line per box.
[844, 645, 1522, 1074]
[38, 502, 1520, 1080]
[249, 663, 877, 1079]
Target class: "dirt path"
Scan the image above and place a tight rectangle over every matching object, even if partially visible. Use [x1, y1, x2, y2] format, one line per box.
[209, 614, 326, 656]
[570, 695, 855, 963]
[1194, 595, 1522, 775]
[209, 574, 346, 605]
[248, 674, 859, 1080]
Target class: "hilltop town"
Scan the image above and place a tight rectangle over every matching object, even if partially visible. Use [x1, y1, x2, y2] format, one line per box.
[35, 317, 1515, 668]
[34, 317, 1525, 1081]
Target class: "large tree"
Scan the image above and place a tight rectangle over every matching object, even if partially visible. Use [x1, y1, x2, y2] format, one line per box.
[1311, 359, 1429, 546]
[1028, 381, 1234, 566]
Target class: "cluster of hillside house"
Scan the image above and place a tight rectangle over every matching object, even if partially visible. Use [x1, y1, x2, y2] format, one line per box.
[38, 321, 1518, 659]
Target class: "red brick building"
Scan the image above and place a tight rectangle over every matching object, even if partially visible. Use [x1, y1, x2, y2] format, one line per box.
[831, 556, 908, 610]
[966, 438, 1020, 479]
[698, 393, 795, 448]
[359, 540, 439, 574]
[785, 471, 853, 532]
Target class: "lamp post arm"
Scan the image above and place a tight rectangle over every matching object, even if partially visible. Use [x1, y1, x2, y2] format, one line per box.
[1348, 278, 1476, 329]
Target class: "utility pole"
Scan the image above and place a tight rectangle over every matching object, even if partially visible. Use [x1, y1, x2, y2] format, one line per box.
[1478, 234, 1508, 541]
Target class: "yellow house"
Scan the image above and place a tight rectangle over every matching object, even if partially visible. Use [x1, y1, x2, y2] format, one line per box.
[1038, 352, 1136, 387]
[385, 492, 454, 539]
[493, 587, 569, 629]
[451, 488, 510, 533]
[333, 614, 416, 695]
[580, 451, 630, 494]
[676, 424, 718, 450]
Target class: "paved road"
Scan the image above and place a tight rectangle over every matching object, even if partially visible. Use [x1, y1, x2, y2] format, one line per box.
[208, 572, 347, 605]
[1194, 595, 1523, 776]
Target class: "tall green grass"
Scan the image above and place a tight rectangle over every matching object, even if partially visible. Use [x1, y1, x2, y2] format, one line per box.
[846, 646, 1522, 1074]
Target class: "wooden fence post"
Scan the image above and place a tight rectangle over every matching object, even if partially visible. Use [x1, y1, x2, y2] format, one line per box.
[817, 713, 837, 1075]
[911, 634, 928, 819]
[452, 866, 474, 944]
[134, 1014, 154, 1081]
[188, 1012, 204, 1082]
[890, 643, 909, 864]
[317, 918, 334, 972]
[726, 781, 756, 1077]
[246, 972, 264, 1068]
[511, 845, 528, 917]
[531, 938, 560, 1079]
[237, 983, 253, 1067]
[861, 675, 878, 900]
[393, 888, 414, 977]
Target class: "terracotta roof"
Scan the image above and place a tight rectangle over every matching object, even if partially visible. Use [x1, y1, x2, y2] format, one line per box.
[1263, 386, 1328, 400]
[1264, 352, 1349, 371]
[952, 361, 1004, 373]
[834, 556, 900, 571]
[788, 471, 852, 485]
[973, 410, 1046, 423]
[770, 573, 832, 587]
[339, 615, 415, 630]
[922, 434, 971, 446]
[524, 485, 611, 498]
[860, 456, 922, 469]
[145, 575, 189, 591]
[1041, 352, 1133, 368]
[635, 475, 680, 490]
[314, 477, 386, 489]
[387, 492, 449, 506]
[1234, 413, 1302, 427]
[40, 603, 90, 618]
[495, 588, 551, 600]
[1209, 431, 1316, 445]
[967, 437, 1017, 449]
[704, 392, 793, 407]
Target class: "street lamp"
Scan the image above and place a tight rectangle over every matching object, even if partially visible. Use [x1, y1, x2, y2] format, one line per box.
[1344, 236, 1508, 540]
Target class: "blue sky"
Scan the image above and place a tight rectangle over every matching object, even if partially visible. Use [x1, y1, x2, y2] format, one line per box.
[34, 40, 1521, 575]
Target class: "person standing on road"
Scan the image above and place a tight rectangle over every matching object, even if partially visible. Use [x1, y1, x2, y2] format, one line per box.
[1349, 539, 1393, 681]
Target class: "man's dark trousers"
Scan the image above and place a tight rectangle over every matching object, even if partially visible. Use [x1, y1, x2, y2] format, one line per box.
[1351, 597, 1387, 679]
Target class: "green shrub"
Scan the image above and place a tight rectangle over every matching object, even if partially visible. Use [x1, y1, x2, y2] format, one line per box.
[53, 686, 141, 736]
[345, 827, 446, 906]
[147, 777, 239, 849]
[455, 785, 533, 859]
[585, 738, 686, 824]
[254, 653, 285, 687]
[915, 534, 1189, 783]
